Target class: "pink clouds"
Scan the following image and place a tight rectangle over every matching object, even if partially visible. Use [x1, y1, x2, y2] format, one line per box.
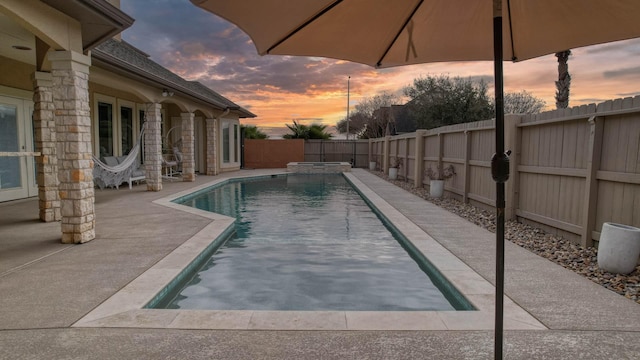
[122, 2, 640, 134]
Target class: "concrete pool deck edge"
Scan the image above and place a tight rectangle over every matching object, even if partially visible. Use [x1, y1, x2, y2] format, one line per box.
[74, 170, 545, 331]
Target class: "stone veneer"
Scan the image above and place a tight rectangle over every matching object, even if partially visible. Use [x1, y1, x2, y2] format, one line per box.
[32, 71, 61, 222]
[287, 162, 352, 173]
[49, 51, 95, 244]
[144, 103, 162, 191]
[181, 112, 195, 181]
[205, 118, 217, 175]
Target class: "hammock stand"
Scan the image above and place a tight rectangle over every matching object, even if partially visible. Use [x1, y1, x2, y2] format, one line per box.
[162, 126, 183, 180]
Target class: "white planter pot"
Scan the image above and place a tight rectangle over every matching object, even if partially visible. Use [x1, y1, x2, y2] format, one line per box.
[369, 161, 376, 170]
[429, 180, 444, 198]
[388, 167, 398, 180]
[597, 222, 640, 274]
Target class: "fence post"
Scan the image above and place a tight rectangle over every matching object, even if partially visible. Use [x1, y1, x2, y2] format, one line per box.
[504, 115, 521, 220]
[352, 140, 356, 167]
[404, 136, 410, 180]
[437, 132, 444, 171]
[581, 116, 603, 247]
[463, 130, 471, 203]
[383, 136, 390, 174]
[414, 130, 426, 188]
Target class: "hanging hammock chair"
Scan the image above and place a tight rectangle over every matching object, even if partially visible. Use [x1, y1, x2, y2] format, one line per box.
[93, 127, 146, 189]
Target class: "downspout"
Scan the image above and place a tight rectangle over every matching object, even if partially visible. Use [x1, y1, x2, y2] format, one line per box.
[216, 107, 231, 120]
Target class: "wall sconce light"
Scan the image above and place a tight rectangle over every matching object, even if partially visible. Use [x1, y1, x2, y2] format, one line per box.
[162, 89, 174, 97]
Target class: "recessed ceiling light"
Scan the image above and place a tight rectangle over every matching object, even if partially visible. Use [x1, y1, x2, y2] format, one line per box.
[12, 45, 32, 51]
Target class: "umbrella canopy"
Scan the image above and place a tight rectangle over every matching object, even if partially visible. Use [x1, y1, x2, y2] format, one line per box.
[192, 0, 640, 68]
[191, 0, 640, 358]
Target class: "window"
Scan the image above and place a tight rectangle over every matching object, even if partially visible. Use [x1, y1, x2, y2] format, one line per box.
[234, 124, 239, 163]
[94, 95, 146, 158]
[98, 101, 113, 158]
[139, 109, 145, 132]
[0, 104, 21, 189]
[121, 106, 134, 155]
[220, 119, 241, 166]
[222, 122, 230, 163]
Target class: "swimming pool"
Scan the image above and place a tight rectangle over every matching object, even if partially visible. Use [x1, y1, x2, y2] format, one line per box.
[76, 169, 547, 331]
[151, 174, 472, 311]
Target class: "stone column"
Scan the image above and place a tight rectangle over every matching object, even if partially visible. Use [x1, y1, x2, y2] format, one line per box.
[32, 71, 61, 222]
[144, 103, 162, 191]
[205, 118, 217, 175]
[49, 50, 95, 244]
[181, 112, 195, 181]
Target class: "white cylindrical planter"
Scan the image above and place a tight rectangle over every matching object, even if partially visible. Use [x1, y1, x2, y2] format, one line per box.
[597, 222, 640, 274]
[430, 180, 444, 198]
[369, 161, 376, 170]
[388, 167, 398, 180]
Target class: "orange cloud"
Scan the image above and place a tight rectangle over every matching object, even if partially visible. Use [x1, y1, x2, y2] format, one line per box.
[121, 2, 640, 136]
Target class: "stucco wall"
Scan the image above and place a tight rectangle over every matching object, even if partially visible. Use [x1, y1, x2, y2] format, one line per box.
[0, 56, 34, 91]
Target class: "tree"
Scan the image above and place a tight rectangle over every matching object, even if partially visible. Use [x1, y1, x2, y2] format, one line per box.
[283, 120, 332, 139]
[241, 125, 268, 139]
[403, 75, 493, 129]
[307, 123, 333, 139]
[555, 50, 572, 109]
[335, 112, 369, 138]
[503, 90, 546, 114]
[335, 91, 399, 139]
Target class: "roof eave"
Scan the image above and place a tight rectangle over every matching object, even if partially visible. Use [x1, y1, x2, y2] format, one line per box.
[43, 0, 134, 52]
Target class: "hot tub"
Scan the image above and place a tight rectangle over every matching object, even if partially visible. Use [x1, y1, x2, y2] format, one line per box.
[287, 162, 351, 173]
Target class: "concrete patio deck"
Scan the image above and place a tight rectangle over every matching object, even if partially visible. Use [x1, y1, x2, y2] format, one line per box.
[1, 169, 639, 359]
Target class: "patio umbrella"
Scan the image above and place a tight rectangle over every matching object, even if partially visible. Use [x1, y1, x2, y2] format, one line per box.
[191, 0, 640, 357]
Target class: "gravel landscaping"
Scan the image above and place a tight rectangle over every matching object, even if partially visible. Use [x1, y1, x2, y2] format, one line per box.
[371, 170, 640, 305]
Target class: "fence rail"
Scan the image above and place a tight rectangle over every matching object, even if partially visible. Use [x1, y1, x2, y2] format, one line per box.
[304, 139, 369, 167]
[369, 96, 640, 247]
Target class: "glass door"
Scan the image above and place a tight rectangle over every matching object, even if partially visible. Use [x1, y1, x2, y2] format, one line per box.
[0, 95, 36, 202]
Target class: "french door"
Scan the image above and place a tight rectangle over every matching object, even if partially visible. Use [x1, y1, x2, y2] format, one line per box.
[0, 95, 36, 202]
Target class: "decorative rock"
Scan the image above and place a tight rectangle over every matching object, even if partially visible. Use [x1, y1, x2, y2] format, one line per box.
[371, 169, 640, 305]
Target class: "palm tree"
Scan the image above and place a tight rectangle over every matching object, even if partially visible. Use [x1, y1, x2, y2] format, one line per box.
[307, 123, 332, 140]
[555, 50, 572, 109]
[283, 121, 332, 139]
[283, 120, 308, 139]
[241, 125, 268, 139]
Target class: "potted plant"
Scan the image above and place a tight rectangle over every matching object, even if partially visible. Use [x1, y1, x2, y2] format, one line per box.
[369, 160, 377, 171]
[597, 222, 640, 274]
[388, 157, 403, 180]
[425, 164, 455, 198]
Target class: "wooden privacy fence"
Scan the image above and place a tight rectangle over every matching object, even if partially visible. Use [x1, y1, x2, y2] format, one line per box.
[243, 139, 305, 168]
[243, 139, 369, 168]
[305, 139, 369, 167]
[370, 96, 640, 248]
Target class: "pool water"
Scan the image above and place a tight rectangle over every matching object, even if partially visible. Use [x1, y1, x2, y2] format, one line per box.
[163, 174, 459, 311]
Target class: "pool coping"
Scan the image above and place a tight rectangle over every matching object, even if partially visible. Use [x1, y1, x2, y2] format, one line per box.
[73, 171, 546, 331]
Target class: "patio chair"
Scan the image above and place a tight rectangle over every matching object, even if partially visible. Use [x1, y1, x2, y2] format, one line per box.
[162, 151, 180, 180]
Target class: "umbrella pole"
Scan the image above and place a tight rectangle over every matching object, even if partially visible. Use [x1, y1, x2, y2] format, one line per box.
[492, 1, 508, 359]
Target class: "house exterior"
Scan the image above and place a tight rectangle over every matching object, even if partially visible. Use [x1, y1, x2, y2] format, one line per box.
[0, 0, 254, 243]
[388, 104, 416, 134]
[372, 105, 416, 136]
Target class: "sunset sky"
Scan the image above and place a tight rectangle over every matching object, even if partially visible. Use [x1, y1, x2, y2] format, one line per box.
[121, 1, 640, 137]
